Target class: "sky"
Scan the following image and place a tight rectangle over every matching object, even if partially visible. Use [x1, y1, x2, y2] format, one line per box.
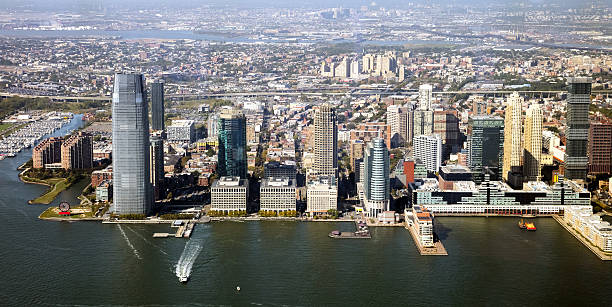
[0, 0, 606, 10]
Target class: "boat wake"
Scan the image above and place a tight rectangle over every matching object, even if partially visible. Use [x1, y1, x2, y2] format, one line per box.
[175, 237, 204, 281]
[117, 224, 142, 260]
[125, 225, 169, 256]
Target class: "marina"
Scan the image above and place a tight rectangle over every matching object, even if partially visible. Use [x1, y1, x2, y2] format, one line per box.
[0, 112, 73, 158]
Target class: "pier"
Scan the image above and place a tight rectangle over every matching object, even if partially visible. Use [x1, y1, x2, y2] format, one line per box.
[329, 219, 371, 239]
[552, 215, 612, 261]
[406, 223, 448, 256]
[153, 220, 196, 239]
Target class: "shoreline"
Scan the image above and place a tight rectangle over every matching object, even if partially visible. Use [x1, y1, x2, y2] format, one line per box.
[552, 215, 612, 261]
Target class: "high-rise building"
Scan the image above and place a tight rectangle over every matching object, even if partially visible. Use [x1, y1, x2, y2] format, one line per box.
[418, 84, 433, 111]
[149, 134, 164, 200]
[433, 110, 460, 157]
[502, 92, 524, 181]
[564, 77, 592, 180]
[218, 108, 247, 179]
[61, 132, 93, 170]
[524, 104, 543, 181]
[468, 116, 505, 182]
[413, 134, 442, 173]
[362, 54, 375, 73]
[588, 121, 612, 175]
[313, 104, 338, 178]
[207, 113, 219, 138]
[387, 105, 412, 146]
[363, 138, 390, 217]
[33, 137, 62, 168]
[150, 81, 165, 131]
[413, 110, 434, 138]
[112, 73, 152, 215]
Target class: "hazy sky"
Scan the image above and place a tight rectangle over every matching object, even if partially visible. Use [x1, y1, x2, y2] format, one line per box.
[0, 0, 606, 10]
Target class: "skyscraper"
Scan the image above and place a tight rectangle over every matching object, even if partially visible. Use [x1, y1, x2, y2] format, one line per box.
[468, 116, 505, 182]
[363, 138, 390, 217]
[564, 77, 592, 180]
[150, 81, 165, 131]
[418, 84, 433, 111]
[150, 134, 164, 200]
[524, 104, 543, 181]
[413, 109, 434, 138]
[218, 108, 247, 179]
[314, 104, 338, 178]
[588, 121, 612, 175]
[112, 73, 152, 215]
[387, 105, 411, 146]
[413, 134, 442, 173]
[502, 92, 524, 181]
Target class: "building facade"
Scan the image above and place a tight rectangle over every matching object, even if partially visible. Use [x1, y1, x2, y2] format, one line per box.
[468, 116, 504, 182]
[588, 121, 612, 175]
[61, 132, 93, 170]
[218, 108, 247, 179]
[313, 104, 338, 177]
[149, 135, 164, 200]
[260, 178, 296, 212]
[211, 176, 248, 212]
[33, 137, 62, 168]
[524, 104, 543, 181]
[564, 77, 592, 180]
[167, 119, 196, 143]
[150, 81, 165, 131]
[413, 134, 442, 173]
[502, 92, 524, 181]
[363, 138, 390, 217]
[111, 73, 152, 215]
[306, 177, 338, 216]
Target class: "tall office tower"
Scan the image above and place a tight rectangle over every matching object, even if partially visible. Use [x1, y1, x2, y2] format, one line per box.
[468, 116, 505, 182]
[418, 84, 433, 111]
[387, 105, 409, 146]
[218, 108, 247, 179]
[61, 132, 93, 170]
[363, 138, 390, 217]
[564, 77, 592, 180]
[149, 135, 164, 200]
[413, 134, 442, 173]
[524, 104, 543, 181]
[502, 92, 524, 181]
[150, 81, 165, 131]
[413, 110, 434, 138]
[313, 104, 338, 178]
[588, 121, 612, 175]
[112, 73, 152, 215]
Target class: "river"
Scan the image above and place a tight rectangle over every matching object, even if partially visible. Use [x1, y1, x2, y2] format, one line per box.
[0, 116, 611, 305]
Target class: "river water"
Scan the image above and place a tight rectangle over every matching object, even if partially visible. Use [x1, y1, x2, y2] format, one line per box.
[0, 116, 611, 306]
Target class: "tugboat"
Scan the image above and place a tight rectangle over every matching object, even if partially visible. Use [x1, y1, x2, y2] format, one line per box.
[525, 222, 537, 231]
[518, 219, 527, 229]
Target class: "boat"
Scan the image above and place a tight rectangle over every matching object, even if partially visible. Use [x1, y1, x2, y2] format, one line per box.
[236, 286, 241, 291]
[179, 276, 189, 283]
[518, 219, 527, 229]
[525, 222, 537, 231]
[328, 230, 341, 238]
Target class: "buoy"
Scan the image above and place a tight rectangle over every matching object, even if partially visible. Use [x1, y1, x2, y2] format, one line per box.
[236, 286, 241, 291]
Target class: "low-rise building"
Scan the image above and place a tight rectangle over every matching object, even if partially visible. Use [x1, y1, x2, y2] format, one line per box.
[211, 176, 248, 212]
[409, 205, 434, 247]
[564, 206, 612, 253]
[306, 177, 338, 216]
[96, 180, 113, 202]
[260, 177, 296, 212]
[167, 120, 196, 143]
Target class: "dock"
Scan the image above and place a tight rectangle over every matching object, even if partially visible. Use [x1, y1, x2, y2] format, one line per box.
[329, 219, 371, 239]
[153, 220, 196, 239]
[406, 223, 448, 256]
[552, 215, 612, 261]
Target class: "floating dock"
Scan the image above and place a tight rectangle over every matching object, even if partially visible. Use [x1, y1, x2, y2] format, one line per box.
[552, 215, 612, 261]
[153, 220, 195, 238]
[406, 223, 448, 256]
[329, 219, 371, 239]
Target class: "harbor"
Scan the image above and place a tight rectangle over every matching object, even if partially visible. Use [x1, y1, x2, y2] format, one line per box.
[0, 112, 73, 158]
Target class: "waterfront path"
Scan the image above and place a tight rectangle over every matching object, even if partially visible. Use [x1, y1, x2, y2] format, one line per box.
[552, 215, 612, 261]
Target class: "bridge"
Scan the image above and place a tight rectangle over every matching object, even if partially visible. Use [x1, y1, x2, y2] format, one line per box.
[2, 89, 611, 103]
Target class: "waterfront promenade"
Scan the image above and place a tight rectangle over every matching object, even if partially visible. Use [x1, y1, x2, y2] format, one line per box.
[552, 215, 612, 261]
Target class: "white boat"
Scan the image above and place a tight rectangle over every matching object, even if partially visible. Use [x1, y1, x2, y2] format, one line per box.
[179, 276, 189, 283]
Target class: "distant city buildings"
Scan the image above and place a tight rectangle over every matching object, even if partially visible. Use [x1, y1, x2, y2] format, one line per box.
[111, 73, 152, 215]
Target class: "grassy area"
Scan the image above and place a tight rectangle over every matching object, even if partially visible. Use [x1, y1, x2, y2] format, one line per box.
[30, 178, 70, 204]
[39, 205, 96, 219]
[0, 122, 13, 133]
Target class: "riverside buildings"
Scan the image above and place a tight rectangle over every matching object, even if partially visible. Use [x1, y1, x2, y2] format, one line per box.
[260, 178, 296, 212]
[150, 81, 165, 132]
[33, 133, 92, 170]
[524, 104, 543, 181]
[111, 73, 152, 215]
[564, 77, 592, 180]
[32, 137, 62, 168]
[218, 108, 247, 179]
[313, 104, 338, 178]
[502, 92, 524, 181]
[564, 206, 612, 253]
[362, 138, 390, 217]
[306, 176, 338, 216]
[211, 176, 248, 212]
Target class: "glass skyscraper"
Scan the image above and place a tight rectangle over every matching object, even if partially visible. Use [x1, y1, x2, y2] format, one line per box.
[218, 108, 247, 179]
[363, 138, 390, 217]
[469, 116, 505, 183]
[151, 81, 165, 131]
[112, 73, 152, 215]
[564, 77, 591, 180]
